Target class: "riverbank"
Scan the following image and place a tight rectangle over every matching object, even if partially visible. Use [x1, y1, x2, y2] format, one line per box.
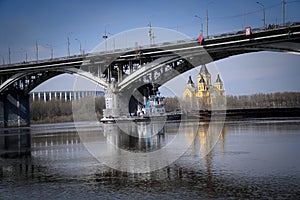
[30, 107, 300, 124]
[184, 107, 300, 122]
[227, 107, 300, 118]
[30, 115, 74, 124]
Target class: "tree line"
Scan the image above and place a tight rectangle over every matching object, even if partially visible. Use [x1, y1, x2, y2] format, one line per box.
[226, 92, 300, 109]
[30, 92, 300, 123]
[30, 97, 105, 124]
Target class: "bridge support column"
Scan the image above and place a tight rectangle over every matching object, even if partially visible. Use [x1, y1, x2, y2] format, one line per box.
[0, 91, 30, 128]
[103, 83, 129, 118]
[0, 91, 31, 157]
[118, 65, 123, 83]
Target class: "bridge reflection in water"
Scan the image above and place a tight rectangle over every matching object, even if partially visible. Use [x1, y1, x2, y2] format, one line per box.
[1, 121, 300, 199]
[30, 122, 224, 173]
[0, 121, 227, 197]
[100, 121, 226, 157]
[1, 121, 226, 169]
[0, 127, 31, 157]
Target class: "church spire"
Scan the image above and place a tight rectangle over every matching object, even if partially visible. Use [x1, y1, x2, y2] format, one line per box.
[187, 75, 194, 84]
[198, 65, 211, 86]
[216, 74, 222, 83]
[214, 74, 224, 91]
[186, 75, 195, 88]
[199, 65, 209, 75]
[199, 75, 205, 83]
[198, 74, 206, 91]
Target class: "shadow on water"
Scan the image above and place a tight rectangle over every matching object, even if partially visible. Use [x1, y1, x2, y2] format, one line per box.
[0, 127, 31, 158]
[0, 120, 300, 199]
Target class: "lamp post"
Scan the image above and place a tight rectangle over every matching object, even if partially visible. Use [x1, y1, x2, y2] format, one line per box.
[67, 37, 70, 57]
[25, 51, 28, 62]
[103, 28, 108, 52]
[45, 44, 53, 60]
[75, 38, 83, 55]
[66, 32, 73, 57]
[206, 9, 209, 38]
[8, 47, 12, 64]
[194, 15, 203, 35]
[35, 41, 39, 61]
[256, 1, 266, 29]
[205, 0, 214, 39]
[282, 0, 286, 26]
[20, 48, 28, 62]
[0, 55, 5, 65]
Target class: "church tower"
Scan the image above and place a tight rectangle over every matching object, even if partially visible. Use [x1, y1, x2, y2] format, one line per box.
[198, 75, 206, 91]
[187, 75, 195, 87]
[199, 65, 211, 86]
[214, 74, 224, 95]
[183, 76, 196, 99]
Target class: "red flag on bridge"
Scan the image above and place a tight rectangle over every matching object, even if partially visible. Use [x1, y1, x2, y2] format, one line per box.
[197, 34, 204, 44]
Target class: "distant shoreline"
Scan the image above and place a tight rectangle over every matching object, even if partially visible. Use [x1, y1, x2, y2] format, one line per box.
[227, 107, 300, 118]
[30, 107, 300, 125]
[194, 107, 300, 120]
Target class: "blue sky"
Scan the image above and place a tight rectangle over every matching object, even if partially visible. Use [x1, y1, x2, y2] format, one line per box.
[0, 0, 300, 95]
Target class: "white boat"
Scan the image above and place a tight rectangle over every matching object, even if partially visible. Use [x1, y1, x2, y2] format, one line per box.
[137, 91, 166, 117]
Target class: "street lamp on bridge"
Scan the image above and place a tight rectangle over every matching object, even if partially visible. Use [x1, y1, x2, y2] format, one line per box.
[0, 54, 5, 65]
[205, 0, 214, 39]
[20, 48, 28, 63]
[194, 15, 203, 35]
[45, 44, 54, 60]
[75, 38, 84, 55]
[35, 41, 39, 61]
[256, 1, 266, 29]
[8, 47, 11, 64]
[282, 0, 286, 26]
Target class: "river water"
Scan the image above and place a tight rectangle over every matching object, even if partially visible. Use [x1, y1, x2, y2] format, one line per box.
[0, 119, 300, 199]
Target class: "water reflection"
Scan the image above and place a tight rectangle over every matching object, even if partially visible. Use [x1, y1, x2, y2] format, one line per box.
[183, 122, 226, 158]
[103, 122, 167, 153]
[182, 121, 226, 190]
[77, 121, 224, 173]
[31, 132, 82, 160]
[82, 122, 178, 173]
[31, 121, 225, 169]
[102, 121, 225, 156]
[0, 128, 31, 157]
[1, 120, 299, 199]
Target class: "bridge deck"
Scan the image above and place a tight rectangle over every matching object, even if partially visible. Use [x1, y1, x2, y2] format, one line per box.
[1, 23, 299, 74]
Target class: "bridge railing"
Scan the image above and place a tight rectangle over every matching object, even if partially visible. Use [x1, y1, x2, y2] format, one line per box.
[1, 22, 299, 67]
[205, 21, 300, 40]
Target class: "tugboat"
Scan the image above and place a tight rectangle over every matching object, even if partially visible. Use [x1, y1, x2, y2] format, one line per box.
[100, 90, 181, 123]
[137, 90, 166, 117]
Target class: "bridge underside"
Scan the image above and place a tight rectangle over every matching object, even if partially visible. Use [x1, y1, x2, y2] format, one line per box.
[0, 91, 30, 128]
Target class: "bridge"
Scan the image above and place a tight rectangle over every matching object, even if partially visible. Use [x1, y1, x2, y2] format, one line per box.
[1, 24, 300, 128]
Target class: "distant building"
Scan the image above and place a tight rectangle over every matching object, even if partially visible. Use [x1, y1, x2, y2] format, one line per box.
[30, 90, 104, 102]
[183, 65, 225, 110]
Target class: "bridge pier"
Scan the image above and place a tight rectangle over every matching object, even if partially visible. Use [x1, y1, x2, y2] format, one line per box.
[0, 91, 30, 128]
[0, 91, 31, 157]
[103, 83, 129, 118]
[103, 82, 159, 118]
